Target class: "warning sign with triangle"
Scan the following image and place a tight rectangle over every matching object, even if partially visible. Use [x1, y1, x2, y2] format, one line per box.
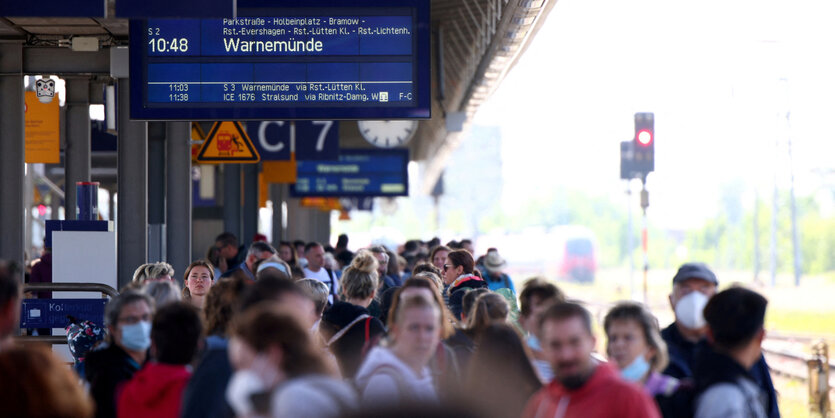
[191, 122, 206, 163]
[196, 121, 260, 164]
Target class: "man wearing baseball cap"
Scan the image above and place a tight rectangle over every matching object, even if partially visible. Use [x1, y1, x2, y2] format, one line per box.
[661, 262, 780, 418]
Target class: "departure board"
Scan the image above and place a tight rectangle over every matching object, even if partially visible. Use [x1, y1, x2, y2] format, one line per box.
[129, 0, 430, 120]
[290, 149, 408, 197]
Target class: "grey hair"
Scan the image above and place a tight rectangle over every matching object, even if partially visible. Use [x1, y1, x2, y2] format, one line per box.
[413, 271, 443, 291]
[369, 246, 389, 264]
[131, 263, 153, 284]
[247, 241, 277, 259]
[142, 280, 182, 308]
[296, 278, 330, 315]
[132, 262, 175, 285]
[104, 291, 155, 327]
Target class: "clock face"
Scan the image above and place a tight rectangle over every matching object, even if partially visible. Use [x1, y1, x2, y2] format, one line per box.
[357, 120, 419, 148]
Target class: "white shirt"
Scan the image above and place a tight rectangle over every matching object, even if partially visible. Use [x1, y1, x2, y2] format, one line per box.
[304, 266, 338, 303]
[354, 346, 438, 407]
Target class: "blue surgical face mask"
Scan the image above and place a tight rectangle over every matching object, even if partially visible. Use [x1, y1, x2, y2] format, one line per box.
[121, 321, 152, 352]
[526, 334, 542, 351]
[620, 354, 651, 382]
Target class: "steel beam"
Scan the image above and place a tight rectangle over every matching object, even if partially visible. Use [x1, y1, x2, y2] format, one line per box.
[117, 78, 148, 289]
[165, 122, 191, 277]
[0, 42, 25, 266]
[64, 77, 91, 220]
[23, 48, 110, 75]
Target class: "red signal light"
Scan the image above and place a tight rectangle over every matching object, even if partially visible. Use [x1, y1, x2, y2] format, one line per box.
[37, 204, 47, 217]
[636, 129, 653, 146]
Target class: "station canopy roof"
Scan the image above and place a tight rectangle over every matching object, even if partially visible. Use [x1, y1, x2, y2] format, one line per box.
[1, 0, 556, 192]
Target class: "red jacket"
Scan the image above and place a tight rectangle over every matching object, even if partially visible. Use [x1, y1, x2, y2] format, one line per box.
[522, 362, 661, 418]
[117, 362, 191, 418]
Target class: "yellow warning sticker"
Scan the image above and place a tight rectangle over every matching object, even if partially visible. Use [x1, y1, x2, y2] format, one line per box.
[196, 121, 260, 163]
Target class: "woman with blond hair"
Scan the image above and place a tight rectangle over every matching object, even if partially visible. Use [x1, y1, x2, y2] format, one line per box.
[319, 250, 387, 378]
[355, 294, 443, 406]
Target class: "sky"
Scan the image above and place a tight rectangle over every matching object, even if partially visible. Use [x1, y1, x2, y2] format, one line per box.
[472, 0, 835, 229]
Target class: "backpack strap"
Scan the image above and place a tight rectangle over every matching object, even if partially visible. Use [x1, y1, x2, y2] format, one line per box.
[326, 314, 371, 347]
[360, 317, 383, 359]
[365, 364, 413, 403]
[325, 268, 337, 298]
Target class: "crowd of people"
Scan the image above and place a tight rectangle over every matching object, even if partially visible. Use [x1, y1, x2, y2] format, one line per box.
[0, 233, 779, 418]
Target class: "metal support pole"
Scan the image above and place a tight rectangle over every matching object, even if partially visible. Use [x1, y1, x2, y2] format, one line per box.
[786, 114, 802, 287]
[117, 78, 148, 289]
[640, 178, 649, 304]
[147, 122, 166, 262]
[24, 164, 34, 258]
[0, 43, 25, 266]
[223, 164, 242, 239]
[269, 183, 286, 246]
[108, 188, 115, 222]
[769, 141, 779, 287]
[242, 163, 259, 246]
[165, 122, 192, 277]
[65, 77, 91, 220]
[285, 197, 305, 241]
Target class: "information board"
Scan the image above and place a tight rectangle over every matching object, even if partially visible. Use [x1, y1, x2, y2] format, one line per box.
[129, 0, 430, 120]
[291, 149, 408, 197]
[20, 299, 107, 329]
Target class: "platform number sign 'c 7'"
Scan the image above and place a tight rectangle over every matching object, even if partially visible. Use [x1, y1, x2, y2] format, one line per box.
[247, 120, 339, 161]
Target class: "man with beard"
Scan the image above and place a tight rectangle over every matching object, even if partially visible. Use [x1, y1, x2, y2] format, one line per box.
[522, 302, 660, 418]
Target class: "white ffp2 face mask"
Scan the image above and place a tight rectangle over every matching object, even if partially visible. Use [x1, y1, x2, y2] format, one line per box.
[226, 369, 266, 417]
[674, 291, 709, 329]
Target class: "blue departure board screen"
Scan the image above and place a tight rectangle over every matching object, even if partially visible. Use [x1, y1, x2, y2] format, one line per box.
[291, 149, 409, 197]
[129, 0, 430, 120]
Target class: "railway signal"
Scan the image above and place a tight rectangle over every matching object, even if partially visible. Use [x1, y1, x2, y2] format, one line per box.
[633, 112, 654, 176]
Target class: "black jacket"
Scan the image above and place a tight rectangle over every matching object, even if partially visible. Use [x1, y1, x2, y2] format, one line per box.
[447, 277, 488, 319]
[692, 347, 767, 417]
[181, 335, 235, 418]
[84, 344, 143, 418]
[321, 301, 387, 378]
[661, 323, 779, 418]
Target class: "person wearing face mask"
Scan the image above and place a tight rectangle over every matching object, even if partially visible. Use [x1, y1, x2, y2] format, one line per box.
[522, 302, 661, 418]
[226, 305, 357, 418]
[85, 291, 154, 418]
[605, 302, 687, 417]
[661, 263, 779, 418]
[517, 277, 565, 384]
[117, 302, 203, 418]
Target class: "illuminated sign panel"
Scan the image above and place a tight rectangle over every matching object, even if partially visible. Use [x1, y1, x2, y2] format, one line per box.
[129, 1, 430, 120]
[291, 149, 408, 198]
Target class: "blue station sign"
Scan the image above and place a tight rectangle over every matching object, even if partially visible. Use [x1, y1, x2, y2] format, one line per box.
[291, 149, 409, 197]
[129, 0, 430, 120]
[20, 298, 107, 329]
